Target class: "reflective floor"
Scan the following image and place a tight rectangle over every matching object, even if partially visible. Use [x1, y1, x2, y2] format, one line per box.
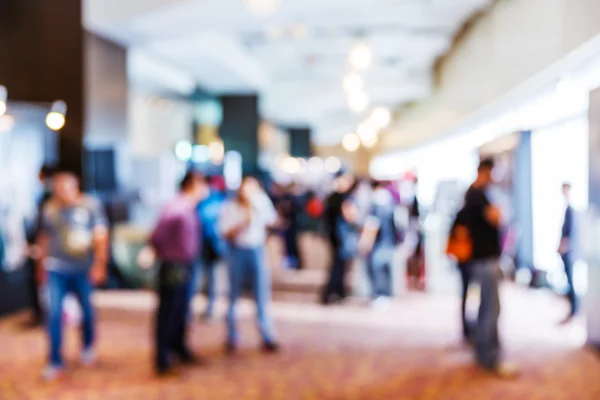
[1, 286, 598, 400]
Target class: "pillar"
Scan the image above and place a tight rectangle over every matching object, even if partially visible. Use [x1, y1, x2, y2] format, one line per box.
[513, 130, 534, 271]
[287, 127, 313, 158]
[0, 0, 85, 177]
[219, 95, 260, 175]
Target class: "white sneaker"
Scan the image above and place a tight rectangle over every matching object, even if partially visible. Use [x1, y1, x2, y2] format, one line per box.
[42, 365, 65, 382]
[494, 361, 520, 379]
[370, 296, 391, 312]
[80, 348, 97, 367]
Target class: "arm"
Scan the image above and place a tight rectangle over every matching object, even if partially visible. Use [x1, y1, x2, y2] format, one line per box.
[559, 207, 574, 254]
[89, 200, 109, 285]
[256, 191, 278, 228]
[220, 203, 249, 240]
[358, 214, 380, 255]
[341, 199, 359, 225]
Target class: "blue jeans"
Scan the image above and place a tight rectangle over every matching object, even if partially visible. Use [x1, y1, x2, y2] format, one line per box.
[226, 246, 275, 345]
[471, 259, 502, 370]
[561, 252, 579, 316]
[47, 270, 95, 367]
[189, 260, 217, 317]
[367, 246, 393, 298]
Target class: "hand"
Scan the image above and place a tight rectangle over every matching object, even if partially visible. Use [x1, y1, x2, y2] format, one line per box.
[90, 263, 107, 285]
[558, 238, 569, 255]
[36, 264, 47, 285]
[137, 246, 156, 270]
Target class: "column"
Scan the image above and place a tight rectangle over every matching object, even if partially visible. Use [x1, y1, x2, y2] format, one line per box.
[219, 95, 260, 175]
[0, 0, 85, 177]
[287, 126, 313, 158]
[513, 130, 534, 271]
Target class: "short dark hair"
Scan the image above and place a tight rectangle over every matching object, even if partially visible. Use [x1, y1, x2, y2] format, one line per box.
[371, 180, 384, 190]
[180, 170, 204, 191]
[478, 157, 495, 172]
[39, 164, 56, 178]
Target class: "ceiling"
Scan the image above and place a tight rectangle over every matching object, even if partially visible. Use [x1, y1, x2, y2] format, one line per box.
[85, 0, 492, 146]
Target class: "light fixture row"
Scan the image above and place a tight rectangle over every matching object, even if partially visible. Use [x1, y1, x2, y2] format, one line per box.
[342, 107, 392, 152]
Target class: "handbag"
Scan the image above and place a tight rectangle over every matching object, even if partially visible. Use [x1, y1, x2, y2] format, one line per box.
[446, 225, 472, 263]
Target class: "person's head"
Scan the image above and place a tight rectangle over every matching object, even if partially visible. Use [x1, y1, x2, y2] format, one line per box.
[179, 170, 209, 203]
[476, 158, 495, 186]
[53, 170, 81, 205]
[562, 182, 572, 199]
[371, 180, 384, 191]
[334, 170, 355, 194]
[238, 175, 260, 204]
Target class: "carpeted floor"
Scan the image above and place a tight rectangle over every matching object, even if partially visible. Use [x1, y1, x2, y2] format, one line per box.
[0, 286, 599, 400]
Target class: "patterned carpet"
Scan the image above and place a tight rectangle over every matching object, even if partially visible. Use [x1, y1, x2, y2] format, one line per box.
[0, 287, 599, 400]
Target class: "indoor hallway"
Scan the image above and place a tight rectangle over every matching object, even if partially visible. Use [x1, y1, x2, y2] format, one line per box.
[0, 286, 598, 400]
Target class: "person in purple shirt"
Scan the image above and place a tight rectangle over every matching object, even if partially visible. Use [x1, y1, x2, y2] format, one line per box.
[140, 171, 208, 376]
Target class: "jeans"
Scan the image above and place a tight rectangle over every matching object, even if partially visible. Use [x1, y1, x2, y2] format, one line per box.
[155, 262, 193, 371]
[189, 260, 217, 318]
[471, 258, 502, 370]
[458, 263, 474, 340]
[47, 270, 95, 367]
[367, 247, 393, 298]
[322, 253, 349, 302]
[226, 246, 275, 345]
[561, 252, 579, 316]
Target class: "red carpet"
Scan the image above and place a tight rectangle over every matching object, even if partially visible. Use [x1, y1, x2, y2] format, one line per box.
[0, 287, 599, 399]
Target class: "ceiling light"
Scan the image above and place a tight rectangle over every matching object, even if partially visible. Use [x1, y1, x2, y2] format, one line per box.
[349, 41, 373, 71]
[209, 139, 225, 163]
[290, 24, 309, 39]
[308, 157, 324, 174]
[348, 92, 369, 113]
[342, 73, 364, 93]
[371, 107, 392, 129]
[0, 85, 7, 116]
[280, 156, 301, 174]
[243, 0, 281, 15]
[360, 132, 378, 148]
[342, 133, 360, 152]
[46, 100, 67, 131]
[192, 145, 209, 163]
[325, 157, 342, 174]
[175, 140, 192, 162]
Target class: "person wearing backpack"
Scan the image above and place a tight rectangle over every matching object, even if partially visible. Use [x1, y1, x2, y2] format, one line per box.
[462, 158, 518, 379]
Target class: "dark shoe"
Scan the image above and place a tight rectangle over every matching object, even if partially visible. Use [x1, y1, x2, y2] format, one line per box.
[225, 342, 238, 355]
[179, 352, 207, 367]
[156, 367, 180, 378]
[262, 341, 280, 354]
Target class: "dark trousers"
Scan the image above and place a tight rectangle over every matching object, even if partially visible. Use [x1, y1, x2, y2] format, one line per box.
[322, 253, 349, 302]
[283, 226, 300, 268]
[561, 252, 578, 316]
[25, 258, 44, 322]
[367, 247, 393, 298]
[458, 263, 474, 340]
[155, 262, 192, 371]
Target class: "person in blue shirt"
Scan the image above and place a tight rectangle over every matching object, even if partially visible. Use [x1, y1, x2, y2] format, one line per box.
[194, 175, 227, 320]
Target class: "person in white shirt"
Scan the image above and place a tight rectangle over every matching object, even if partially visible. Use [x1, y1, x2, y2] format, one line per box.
[220, 176, 280, 354]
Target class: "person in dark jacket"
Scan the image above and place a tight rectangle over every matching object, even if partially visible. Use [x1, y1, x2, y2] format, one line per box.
[558, 182, 578, 324]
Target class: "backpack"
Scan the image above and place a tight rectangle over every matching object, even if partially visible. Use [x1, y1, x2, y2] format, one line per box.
[446, 208, 472, 263]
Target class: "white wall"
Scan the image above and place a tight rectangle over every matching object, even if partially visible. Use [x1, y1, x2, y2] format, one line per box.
[382, 0, 600, 151]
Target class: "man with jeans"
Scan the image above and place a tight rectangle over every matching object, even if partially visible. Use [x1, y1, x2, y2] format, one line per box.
[37, 170, 109, 381]
[558, 182, 578, 324]
[464, 158, 518, 378]
[141, 171, 208, 376]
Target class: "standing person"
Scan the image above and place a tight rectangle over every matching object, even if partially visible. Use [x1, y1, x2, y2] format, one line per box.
[220, 176, 280, 354]
[359, 180, 398, 309]
[195, 175, 227, 320]
[37, 170, 109, 381]
[463, 158, 518, 378]
[140, 171, 209, 376]
[321, 170, 360, 305]
[23, 164, 55, 328]
[558, 182, 578, 324]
